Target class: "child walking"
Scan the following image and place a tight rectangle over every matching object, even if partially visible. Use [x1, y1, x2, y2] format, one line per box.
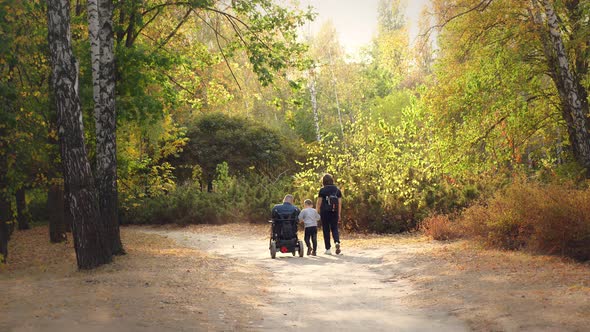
[298, 199, 320, 256]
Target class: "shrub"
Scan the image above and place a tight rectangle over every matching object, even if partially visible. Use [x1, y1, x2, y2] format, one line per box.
[120, 171, 294, 225]
[120, 184, 231, 225]
[457, 180, 590, 261]
[292, 115, 492, 234]
[421, 215, 461, 240]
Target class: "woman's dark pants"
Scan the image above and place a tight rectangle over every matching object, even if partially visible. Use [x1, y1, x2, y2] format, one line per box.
[321, 212, 340, 250]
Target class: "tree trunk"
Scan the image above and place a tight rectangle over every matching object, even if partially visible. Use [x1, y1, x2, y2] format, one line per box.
[308, 70, 321, 142]
[87, 0, 101, 130]
[0, 159, 10, 263]
[541, 0, 590, 172]
[64, 183, 73, 233]
[48, 183, 66, 243]
[124, 0, 138, 48]
[0, 118, 11, 263]
[16, 188, 30, 230]
[328, 50, 345, 143]
[91, 0, 124, 255]
[0, 196, 10, 264]
[47, 0, 112, 269]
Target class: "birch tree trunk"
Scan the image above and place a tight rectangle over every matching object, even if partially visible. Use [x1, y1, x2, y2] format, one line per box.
[309, 70, 321, 142]
[88, 0, 124, 255]
[328, 49, 345, 144]
[87, 0, 101, 121]
[98, 0, 123, 255]
[47, 0, 112, 269]
[540, 0, 590, 171]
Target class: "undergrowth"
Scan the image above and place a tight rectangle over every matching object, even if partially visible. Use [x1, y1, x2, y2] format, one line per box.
[423, 180, 590, 261]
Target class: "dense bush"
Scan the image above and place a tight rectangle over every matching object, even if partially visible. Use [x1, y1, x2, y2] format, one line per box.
[120, 166, 294, 225]
[457, 180, 590, 261]
[420, 214, 461, 241]
[293, 110, 484, 233]
[26, 189, 49, 224]
[171, 112, 303, 190]
[121, 184, 228, 225]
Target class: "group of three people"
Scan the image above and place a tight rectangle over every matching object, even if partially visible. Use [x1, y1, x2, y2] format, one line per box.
[274, 174, 342, 256]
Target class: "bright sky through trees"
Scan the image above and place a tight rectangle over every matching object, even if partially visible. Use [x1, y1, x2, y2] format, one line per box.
[300, 0, 430, 56]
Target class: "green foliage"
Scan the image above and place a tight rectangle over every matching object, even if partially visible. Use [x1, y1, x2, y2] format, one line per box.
[1, 0, 56, 201]
[370, 89, 412, 124]
[295, 101, 446, 233]
[121, 169, 293, 225]
[22, 188, 49, 224]
[228, 0, 315, 85]
[174, 112, 302, 187]
[121, 183, 229, 225]
[6, 0, 590, 252]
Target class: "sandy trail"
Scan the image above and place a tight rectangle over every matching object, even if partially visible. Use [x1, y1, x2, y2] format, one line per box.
[146, 228, 468, 331]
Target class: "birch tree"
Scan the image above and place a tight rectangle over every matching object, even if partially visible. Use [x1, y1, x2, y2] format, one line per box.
[47, 0, 112, 269]
[428, 0, 590, 175]
[308, 70, 321, 142]
[88, 0, 123, 255]
[536, 0, 590, 172]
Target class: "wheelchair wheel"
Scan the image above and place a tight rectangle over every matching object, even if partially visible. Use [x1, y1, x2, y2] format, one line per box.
[270, 240, 277, 259]
[298, 241, 304, 257]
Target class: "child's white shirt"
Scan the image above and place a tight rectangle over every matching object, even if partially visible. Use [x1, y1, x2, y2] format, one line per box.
[298, 207, 320, 228]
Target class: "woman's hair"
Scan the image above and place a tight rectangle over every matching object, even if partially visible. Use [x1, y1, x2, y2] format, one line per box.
[304, 199, 313, 206]
[322, 173, 334, 186]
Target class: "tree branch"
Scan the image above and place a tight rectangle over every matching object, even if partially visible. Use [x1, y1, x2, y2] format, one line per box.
[154, 8, 192, 51]
[420, 0, 494, 41]
[214, 18, 242, 90]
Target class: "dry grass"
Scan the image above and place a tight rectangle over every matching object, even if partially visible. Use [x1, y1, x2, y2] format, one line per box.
[459, 181, 590, 261]
[0, 225, 268, 331]
[0, 226, 76, 274]
[397, 240, 590, 331]
[420, 215, 462, 241]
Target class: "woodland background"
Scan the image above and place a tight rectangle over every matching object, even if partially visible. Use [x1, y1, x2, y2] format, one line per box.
[1, 0, 590, 267]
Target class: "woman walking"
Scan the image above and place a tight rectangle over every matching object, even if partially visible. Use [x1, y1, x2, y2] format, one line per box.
[316, 174, 342, 255]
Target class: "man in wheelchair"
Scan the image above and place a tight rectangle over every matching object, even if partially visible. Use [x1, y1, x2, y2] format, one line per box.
[269, 194, 304, 258]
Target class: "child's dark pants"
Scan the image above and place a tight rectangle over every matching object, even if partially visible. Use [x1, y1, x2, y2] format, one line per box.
[304, 226, 318, 251]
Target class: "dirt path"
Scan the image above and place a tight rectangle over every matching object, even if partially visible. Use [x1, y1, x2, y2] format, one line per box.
[146, 227, 468, 331]
[4, 225, 587, 331]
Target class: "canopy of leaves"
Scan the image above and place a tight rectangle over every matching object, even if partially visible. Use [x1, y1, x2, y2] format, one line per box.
[174, 112, 302, 186]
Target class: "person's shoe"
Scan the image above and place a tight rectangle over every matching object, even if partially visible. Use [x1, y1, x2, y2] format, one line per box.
[307, 247, 312, 256]
[325, 249, 332, 255]
[335, 242, 341, 255]
[312, 250, 317, 256]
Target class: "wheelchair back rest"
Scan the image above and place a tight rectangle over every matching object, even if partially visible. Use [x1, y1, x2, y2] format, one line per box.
[274, 218, 297, 240]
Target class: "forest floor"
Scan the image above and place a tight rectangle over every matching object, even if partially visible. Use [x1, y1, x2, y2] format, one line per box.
[0, 226, 266, 331]
[1, 224, 589, 331]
